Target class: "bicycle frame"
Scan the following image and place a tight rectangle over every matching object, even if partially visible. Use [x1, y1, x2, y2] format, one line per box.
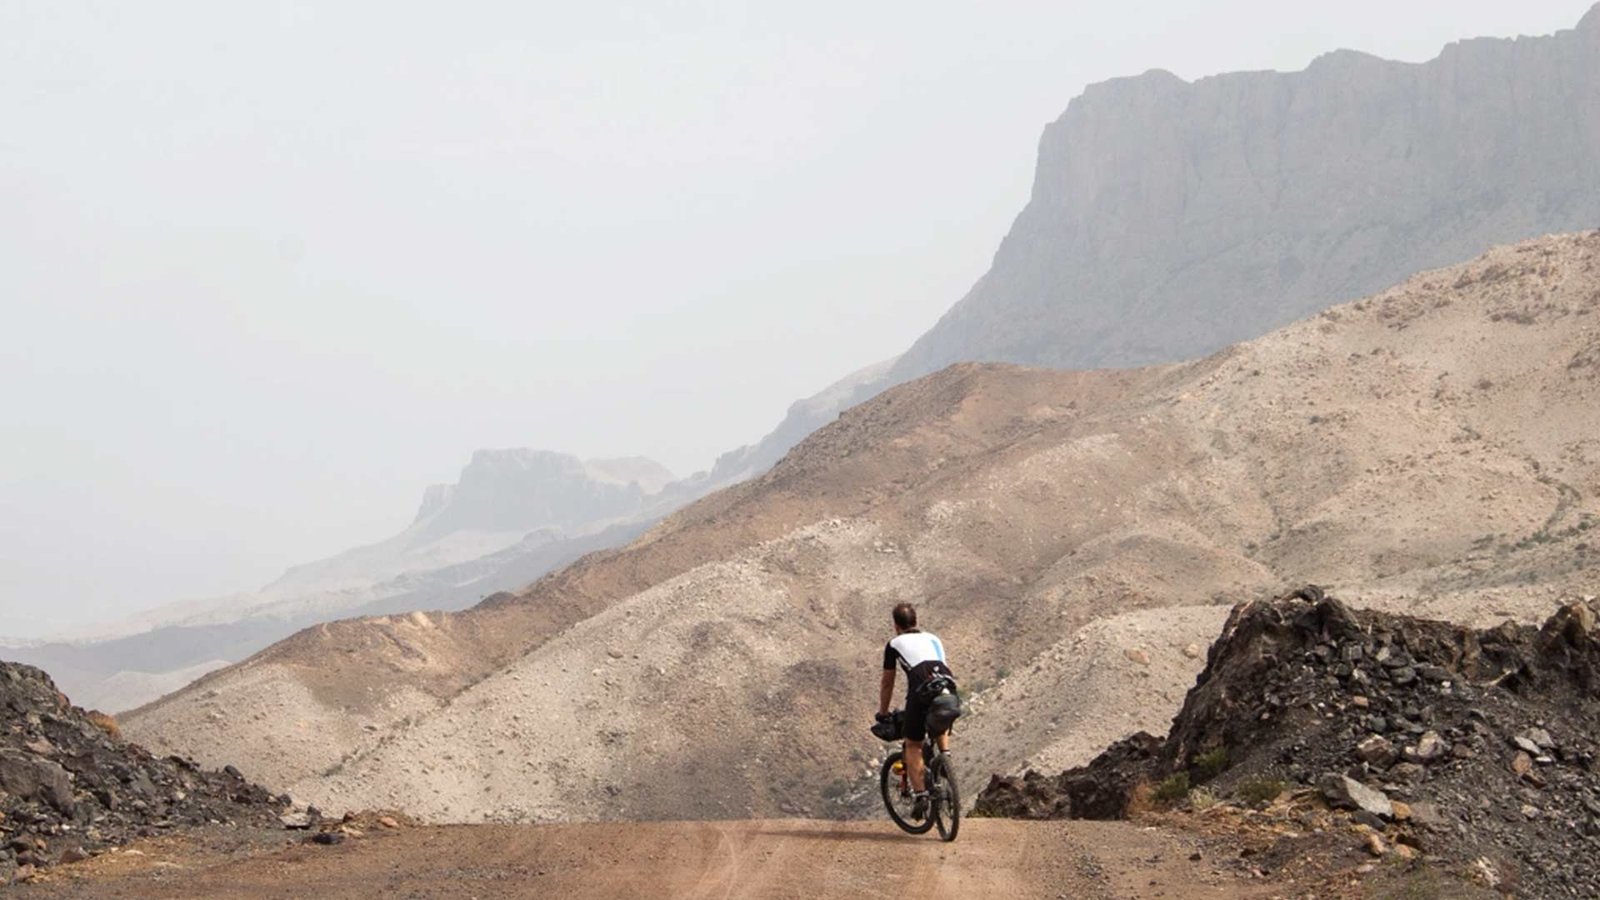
[892, 739, 944, 795]
[879, 718, 959, 841]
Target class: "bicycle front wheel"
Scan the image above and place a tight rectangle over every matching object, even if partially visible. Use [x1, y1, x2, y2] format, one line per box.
[933, 755, 960, 842]
[879, 750, 934, 834]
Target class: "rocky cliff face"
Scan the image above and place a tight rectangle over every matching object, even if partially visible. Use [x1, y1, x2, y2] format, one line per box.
[889, 9, 1600, 382]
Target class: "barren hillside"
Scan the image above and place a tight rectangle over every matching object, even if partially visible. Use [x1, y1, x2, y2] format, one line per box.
[713, 6, 1600, 487]
[125, 233, 1600, 823]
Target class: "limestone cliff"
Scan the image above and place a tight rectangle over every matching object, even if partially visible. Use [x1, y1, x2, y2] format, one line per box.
[889, 9, 1600, 380]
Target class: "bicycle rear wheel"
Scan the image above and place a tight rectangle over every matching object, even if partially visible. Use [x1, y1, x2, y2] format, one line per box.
[879, 750, 934, 834]
[932, 754, 960, 842]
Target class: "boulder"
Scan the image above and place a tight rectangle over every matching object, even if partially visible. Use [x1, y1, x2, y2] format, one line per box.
[57, 846, 88, 865]
[1404, 732, 1449, 764]
[0, 750, 74, 815]
[1512, 752, 1534, 777]
[1522, 728, 1556, 752]
[1356, 735, 1399, 768]
[1319, 773, 1393, 819]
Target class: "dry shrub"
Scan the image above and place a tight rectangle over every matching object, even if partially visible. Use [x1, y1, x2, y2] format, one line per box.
[1193, 747, 1228, 782]
[1125, 779, 1158, 817]
[1188, 786, 1221, 811]
[1142, 772, 1191, 809]
[1235, 776, 1288, 808]
[86, 710, 121, 741]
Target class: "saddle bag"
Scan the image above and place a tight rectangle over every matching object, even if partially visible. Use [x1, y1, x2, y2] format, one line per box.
[922, 679, 963, 736]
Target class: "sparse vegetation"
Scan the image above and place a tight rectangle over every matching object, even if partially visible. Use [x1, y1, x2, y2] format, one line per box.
[85, 710, 121, 740]
[1150, 772, 1190, 806]
[1379, 857, 1451, 900]
[1507, 512, 1598, 552]
[1192, 747, 1228, 782]
[1233, 776, 1287, 807]
[1187, 786, 1220, 811]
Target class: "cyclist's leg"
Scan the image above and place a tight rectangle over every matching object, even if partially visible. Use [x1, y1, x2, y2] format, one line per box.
[903, 690, 930, 792]
[905, 738, 925, 791]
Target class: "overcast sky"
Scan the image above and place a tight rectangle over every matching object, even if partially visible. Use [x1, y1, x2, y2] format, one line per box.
[2, 1, 1592, 638]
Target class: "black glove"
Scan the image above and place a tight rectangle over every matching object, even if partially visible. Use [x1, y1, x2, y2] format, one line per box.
[875, 711, 893, 723]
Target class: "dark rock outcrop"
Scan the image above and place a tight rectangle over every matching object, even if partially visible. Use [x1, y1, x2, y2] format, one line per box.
[972, 733, 1161, 820]
[0, 661, 277, 882]
[974, 589, 1600, 898]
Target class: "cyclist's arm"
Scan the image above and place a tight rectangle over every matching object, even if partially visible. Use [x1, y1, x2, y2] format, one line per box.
[878, 643, 901, 716]
[878, 669, 896, 715]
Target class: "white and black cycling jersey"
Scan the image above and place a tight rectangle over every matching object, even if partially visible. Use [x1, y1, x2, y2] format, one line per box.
[883, 629, 954, 692]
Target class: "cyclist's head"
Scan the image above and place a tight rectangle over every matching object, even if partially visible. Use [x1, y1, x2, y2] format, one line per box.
[892, 602, 917, 633]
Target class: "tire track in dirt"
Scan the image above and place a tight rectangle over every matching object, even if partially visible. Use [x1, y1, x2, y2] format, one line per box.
[18, 819, 1277, 900]
[682, 821, 742, 900]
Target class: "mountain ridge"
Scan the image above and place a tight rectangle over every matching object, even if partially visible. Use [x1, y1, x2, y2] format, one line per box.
[124, 232, 1600, 824]
[713, 7, 1600, 482]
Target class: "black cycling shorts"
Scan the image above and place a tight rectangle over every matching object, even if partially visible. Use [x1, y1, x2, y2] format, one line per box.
[903, 688, 933, 742]
[906, 683, 962, 742]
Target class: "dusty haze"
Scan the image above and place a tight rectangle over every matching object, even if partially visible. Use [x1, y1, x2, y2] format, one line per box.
[2, 1, 1592, 636]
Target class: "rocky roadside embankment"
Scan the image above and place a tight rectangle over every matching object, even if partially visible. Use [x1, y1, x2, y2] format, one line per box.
[975, 588, 1600, 898]
[0, 661, 285, 885]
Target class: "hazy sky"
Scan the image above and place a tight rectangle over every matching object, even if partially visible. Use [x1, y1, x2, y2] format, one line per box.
[3, 1, 1593, 638]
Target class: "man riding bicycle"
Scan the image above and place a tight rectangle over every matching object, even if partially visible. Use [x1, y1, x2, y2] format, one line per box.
[876, 602, 958, 818]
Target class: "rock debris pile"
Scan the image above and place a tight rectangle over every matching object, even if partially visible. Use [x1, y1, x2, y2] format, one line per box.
[975, 588, 1600, 898]
[0, 661, 280, 884]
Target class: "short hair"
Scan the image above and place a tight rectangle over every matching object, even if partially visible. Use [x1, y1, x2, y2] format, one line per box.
[892, 603, 917, 630]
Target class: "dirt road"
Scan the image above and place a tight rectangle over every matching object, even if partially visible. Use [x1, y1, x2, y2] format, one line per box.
[20, 819, 1278, 899]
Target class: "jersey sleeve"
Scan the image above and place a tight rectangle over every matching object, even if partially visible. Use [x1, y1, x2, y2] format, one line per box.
[882, 642, 898, 671]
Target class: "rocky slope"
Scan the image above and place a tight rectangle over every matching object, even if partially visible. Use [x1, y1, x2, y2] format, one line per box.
[122, 232, 1600, 825]
[724, 6, 1600, 490]
[975, 589, 1600, 898]
[0, 662, 280, 885]
[3, 451, 676, 712]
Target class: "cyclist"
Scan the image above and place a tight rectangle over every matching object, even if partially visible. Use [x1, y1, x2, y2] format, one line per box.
[876, 602, 957, 818]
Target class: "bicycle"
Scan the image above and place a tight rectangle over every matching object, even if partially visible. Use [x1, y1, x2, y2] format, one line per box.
[872, 709, 960, 841]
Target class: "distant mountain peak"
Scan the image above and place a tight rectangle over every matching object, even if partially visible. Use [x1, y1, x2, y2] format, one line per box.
[412, 448, 671, 537]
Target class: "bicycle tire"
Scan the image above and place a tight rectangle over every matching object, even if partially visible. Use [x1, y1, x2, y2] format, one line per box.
[879, 750, 934, 834]
[932, 754, 960, 842]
